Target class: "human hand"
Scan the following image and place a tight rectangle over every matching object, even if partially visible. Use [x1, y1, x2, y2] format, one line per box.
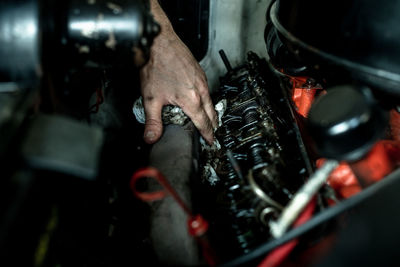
[140, 1, 217, 145]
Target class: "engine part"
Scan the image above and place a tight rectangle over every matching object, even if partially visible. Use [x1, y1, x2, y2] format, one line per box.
[198, 51, 313, 260]
[48, 0, 159, 68]
[269, 0, 400, 96]
[349, 140, 400, 187]
[0, 0, 159, 89]
[0, 0, 159, 157]
[144, 124, 202, 266]
[270, 159, 338, 238]
[0, 2, 158, 265]
[221, 168, 400, 267]
[307, 85, 389, 162]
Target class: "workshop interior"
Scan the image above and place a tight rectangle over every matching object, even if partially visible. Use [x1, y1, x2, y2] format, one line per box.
[1, 0, 400, 266]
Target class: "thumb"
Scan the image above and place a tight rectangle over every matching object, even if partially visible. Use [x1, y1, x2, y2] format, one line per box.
[143, 99, 163, 144]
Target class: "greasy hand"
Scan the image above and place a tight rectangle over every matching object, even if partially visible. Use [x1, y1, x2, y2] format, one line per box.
[140, 1, 217, 144]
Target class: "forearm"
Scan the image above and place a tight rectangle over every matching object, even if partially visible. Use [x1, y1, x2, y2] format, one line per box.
[148, 0, 183, 60]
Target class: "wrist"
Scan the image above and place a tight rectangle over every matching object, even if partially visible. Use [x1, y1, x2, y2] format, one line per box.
[149, 0, 174, 33]
[149, 0, 178, 46]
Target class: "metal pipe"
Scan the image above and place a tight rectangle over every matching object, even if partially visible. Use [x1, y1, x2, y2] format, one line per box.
[269, 159, 339, 238]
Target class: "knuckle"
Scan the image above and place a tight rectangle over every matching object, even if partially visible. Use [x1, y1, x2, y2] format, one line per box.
[144, 95, 155, 102]
[145, 118, 162, 126]
[199, 87, 210, 98]
[187, 89, 202, 106]
[174, 93, 181, 101]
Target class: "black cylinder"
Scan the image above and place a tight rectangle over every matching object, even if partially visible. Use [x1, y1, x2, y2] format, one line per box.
[66, 0, 159, 67]
[41, 0, 159, 70]
[307, 85, 388, 161]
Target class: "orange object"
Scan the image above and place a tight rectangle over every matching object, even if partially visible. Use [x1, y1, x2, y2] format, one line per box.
[292, 88, 319, 117]
[316, 140, 400, 199]
[349, 140, 400, 187]
[290, 76, 323, 117]
[390, 109, 400, 142]
[291, 81, 400, 199]
[316, 159, 361, 199]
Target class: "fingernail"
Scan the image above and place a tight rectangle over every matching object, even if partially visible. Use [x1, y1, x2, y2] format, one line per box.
[145, 131, 156, 141]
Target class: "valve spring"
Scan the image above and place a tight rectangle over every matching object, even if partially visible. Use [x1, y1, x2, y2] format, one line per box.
[243, 108, 259, 125]
[227, 166, 238, 181]
[249, 79, 259, 90]
[219, 173, 259, 254]
[222, 135, 236, 149]
[250, 144, 268, 168]
[237, 89, 252, 100]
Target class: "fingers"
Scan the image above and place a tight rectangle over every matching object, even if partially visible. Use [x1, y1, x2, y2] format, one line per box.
[199, 87, 218, 129]
[179, 89, 215, 145]
[143, 98, 164, 144]
[188, 108, 215, 145]
[143, 92, 216, 145]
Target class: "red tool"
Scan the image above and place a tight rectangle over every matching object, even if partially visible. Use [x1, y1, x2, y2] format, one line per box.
[130, 167, 217, 266]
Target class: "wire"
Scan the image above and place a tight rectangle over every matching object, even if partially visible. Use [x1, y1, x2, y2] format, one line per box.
[89, 87, 104, 113]
[219, 168, 400, 267]
[270, 160, 338, 238]
[258, 199, 316, 267]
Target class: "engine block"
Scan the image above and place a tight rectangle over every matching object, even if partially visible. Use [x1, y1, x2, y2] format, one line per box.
[198, 52, 313, 259]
